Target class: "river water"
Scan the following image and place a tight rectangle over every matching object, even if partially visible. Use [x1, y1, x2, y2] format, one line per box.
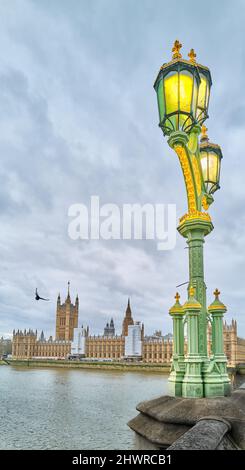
[0, 366, 169, 449]
[1, 366, 242, 450]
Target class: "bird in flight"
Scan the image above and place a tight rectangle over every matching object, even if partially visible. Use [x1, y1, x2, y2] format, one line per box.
[35, 288, 49, 301]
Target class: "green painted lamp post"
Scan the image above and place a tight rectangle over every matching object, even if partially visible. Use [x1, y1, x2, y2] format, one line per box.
[169, 292, 185, 396]
[182, 286, 203, 398]
[154, 40, 230, 397]
[207, 289, 231, 396]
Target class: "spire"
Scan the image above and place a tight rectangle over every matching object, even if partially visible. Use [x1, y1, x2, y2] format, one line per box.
[122, 297, 134, 336]
[126, 298, 132, 317]
[76, 294, 79, 304]
[141, 323, 144, 341]
[57, 293, 61, 304]
[66, 281, 71, 302]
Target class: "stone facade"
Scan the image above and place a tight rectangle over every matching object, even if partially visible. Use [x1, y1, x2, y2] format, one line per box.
[86, 336, 125, 360]
[35, 339, 70, 358]
[223, 320, 245, 367]
[12, 321, 243, 366]
[11, 290, 245, 366]
[143, 337, 173, 363]
[55, 282, 78, 341]
[12, 329, 37, 359]
[237, 337, 245, 364]
[12, 329, 70, 359]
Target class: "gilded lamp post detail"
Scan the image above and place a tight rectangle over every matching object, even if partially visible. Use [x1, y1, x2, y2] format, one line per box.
[154, 41, 230, 397]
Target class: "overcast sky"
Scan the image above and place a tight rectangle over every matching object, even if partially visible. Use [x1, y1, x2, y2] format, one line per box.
[0, 0, 245, 338]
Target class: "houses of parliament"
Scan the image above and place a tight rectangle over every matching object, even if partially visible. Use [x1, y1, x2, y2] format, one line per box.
[12, 283, 245, 367]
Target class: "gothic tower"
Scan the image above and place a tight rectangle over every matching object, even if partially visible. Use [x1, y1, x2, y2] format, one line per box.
[55, 282, 79, 341]
[141, 322, 144, 341]
[104, 318, 115, 337]
[122, 298, 134, 336]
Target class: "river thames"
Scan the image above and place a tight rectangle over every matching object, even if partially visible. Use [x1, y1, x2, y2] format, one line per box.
[0, 366, 169, 449]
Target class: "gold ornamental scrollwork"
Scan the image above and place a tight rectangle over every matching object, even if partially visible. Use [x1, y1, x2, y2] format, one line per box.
[174, 145, 212, 225]
[174, 145, 197, 214]
[179, 212, 211, 225]
[202, 195, 209, 210]
[191, 155, 201, 196]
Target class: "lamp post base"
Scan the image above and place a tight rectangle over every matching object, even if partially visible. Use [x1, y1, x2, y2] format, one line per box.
[168, 377, 183, 397]
[182, 357, 203, 398]
[203, 357, 231, 397]
[168, 359, 185, 397]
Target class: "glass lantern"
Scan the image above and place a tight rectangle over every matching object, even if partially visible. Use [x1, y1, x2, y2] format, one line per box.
[200, 126, 223, 194]
[196, 65, 212, 125]
[154, 41, 200, 136]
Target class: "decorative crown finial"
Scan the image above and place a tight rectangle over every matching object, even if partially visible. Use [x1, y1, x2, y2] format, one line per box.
[189, 285, 195, 297]
[188, 48, 197, 63]
[175, 292, 180, 302]
[172, 40, 182, 59]
[201, 124, 208, 137]
[214, 288, 220, 299]
[200, 124, 209, 142]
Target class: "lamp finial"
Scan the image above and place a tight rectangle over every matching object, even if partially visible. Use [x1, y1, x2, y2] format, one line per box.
[188, 48, 197, 63]
[189, 285, 195, 297]
[201, 124, 209, 142]
[175, 292, 180, 302]
[172, 40, 182, 60]
[214, 288, 220, 299]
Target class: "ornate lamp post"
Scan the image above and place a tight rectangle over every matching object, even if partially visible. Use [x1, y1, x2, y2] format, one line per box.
[169, 292, 185, 396]
[208, 289, 230, 396]
[154, 40, 230, 397]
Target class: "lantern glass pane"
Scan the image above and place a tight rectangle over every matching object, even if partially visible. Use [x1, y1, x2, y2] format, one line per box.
[179, 115, 191, 131]
[164, 71, 178, 114]
[200, 151, 208, 180]
[208, 152, 218, 183]
[205, 82, 210, 108]
[192, 78, 198, 115]
[197, 74, 207, 110]
[179, 71, 193, 113]
[157, 79, 165, 122]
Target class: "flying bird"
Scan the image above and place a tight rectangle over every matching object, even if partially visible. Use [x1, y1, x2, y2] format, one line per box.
[35, 288, 49, 301]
